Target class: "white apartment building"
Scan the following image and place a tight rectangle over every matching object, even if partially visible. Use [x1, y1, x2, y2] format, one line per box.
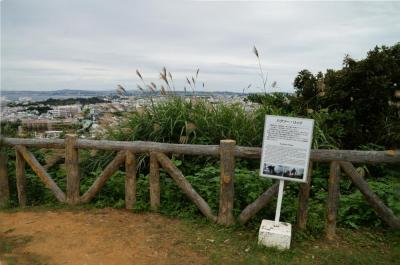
[48, 104, 81, 118]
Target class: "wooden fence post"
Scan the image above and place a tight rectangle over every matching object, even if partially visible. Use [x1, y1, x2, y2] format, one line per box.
[149, 152, 160, 211]
[125, 150, 137, 209]
[217, 139, 236, 225]
[297, 161, 313, 229]
[326, 161, 341, 240]
[65, 135, 80, 205]
[15, 148, 26, 207]
[0, 150, 9, 207]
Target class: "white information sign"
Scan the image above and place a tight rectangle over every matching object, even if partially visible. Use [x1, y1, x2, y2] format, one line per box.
[260, 115, 314, 183]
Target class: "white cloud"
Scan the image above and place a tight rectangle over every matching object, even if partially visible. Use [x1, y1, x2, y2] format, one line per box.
[1, 0, 399, 92]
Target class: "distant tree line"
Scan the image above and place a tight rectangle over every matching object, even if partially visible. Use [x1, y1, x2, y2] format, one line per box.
[7, 97, 110, 108]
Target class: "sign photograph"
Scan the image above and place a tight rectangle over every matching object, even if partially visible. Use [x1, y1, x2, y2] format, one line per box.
[259, 115, 314, 183]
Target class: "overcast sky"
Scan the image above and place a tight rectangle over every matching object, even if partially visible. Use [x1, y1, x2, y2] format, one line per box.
[1, 0, 399, 93]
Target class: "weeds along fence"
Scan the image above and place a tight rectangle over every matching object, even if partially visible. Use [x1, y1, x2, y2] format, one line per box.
[0, 136, 399, 239]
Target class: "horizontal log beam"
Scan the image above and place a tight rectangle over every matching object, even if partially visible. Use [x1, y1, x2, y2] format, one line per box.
[235, 146, 400, 163]
[2, 137, 65, 149]
[2, 137, 399, 163]
[311, 149, 400, 164]
[15, 145, 66, 203]
[77, 139, 220, 156]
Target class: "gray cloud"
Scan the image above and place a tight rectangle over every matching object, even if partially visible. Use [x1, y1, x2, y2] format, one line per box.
[1, 0, 399, 92]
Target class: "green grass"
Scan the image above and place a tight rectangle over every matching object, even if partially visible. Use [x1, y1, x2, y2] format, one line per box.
[178, 219, 400, 265]
[0, 234, 44, 265]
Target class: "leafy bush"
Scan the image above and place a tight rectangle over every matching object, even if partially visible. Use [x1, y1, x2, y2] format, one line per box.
[293, 43, 400, 149]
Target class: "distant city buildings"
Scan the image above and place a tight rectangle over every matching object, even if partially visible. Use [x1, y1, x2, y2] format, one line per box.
[1, 94, 255, 139]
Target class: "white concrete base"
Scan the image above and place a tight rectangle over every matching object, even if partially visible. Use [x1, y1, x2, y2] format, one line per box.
[258, 219, 292, 250]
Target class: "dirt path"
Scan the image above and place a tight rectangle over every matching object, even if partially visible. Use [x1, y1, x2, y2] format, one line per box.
[0, 209, 208, 265]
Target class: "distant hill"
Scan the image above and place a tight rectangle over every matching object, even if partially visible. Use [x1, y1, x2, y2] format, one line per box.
[1, 89, 244, 102]
[1, 90, 116, 101]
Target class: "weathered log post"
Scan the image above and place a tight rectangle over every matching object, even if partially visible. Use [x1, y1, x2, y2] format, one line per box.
[297, 161, 313, 229]
[0, 150, 10, 207]
[149, 152, 160, 211]
[125, 150, 137, 209]
[15, 148, 27, 207]
[217, 140, 236, 225]
[326, 161, 341, 240]
[65, 135, 80, 205]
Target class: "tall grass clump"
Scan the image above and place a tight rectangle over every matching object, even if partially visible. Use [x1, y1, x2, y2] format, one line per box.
[108, 97, 280, 147]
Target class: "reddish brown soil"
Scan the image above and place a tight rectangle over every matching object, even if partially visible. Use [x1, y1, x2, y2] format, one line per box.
[0, 209, 208, 265]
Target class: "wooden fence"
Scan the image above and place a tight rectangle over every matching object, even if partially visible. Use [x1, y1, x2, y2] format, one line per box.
[0, 136, 399, 239]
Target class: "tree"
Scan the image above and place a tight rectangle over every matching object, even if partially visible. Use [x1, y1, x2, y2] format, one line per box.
[294, 43, 400, 149]
[293, 70, 324, 111]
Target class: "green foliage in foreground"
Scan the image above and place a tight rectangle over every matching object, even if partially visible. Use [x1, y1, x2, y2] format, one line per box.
[180, 219, 400, 265]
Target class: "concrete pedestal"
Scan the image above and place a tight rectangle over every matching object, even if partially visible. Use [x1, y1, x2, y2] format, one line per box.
[258, 219, 292, 250]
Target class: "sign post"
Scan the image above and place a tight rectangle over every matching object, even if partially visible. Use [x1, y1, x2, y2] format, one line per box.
[274, 179, 285, 226]
[258, 115, 314, 250]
